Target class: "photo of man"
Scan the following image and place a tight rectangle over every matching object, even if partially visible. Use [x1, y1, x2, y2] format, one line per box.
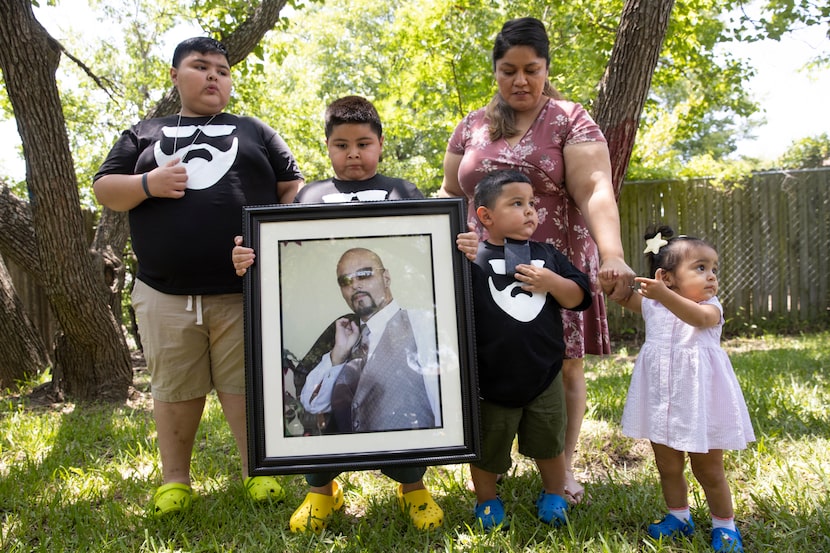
[279, 237, 442, 436]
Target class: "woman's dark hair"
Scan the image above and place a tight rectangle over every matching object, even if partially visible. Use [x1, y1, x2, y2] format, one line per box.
[172, 37, 229, 68]
[474, 169, 532, 209]
[644, 225, 715, 278]
[492, 17, 551, 69]
[486, 17, 562, 141]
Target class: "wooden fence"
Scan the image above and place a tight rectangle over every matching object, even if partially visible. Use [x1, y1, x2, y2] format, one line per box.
[609, 168, 830, 335]
[5, 169, 830, 351]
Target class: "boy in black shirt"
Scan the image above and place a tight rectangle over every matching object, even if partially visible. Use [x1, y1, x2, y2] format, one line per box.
[466, 169, 592, 530]
[293, 95, 423, 203]
[95, 37, 302, 518]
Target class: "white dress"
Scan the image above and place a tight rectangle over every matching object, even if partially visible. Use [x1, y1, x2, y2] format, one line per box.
[621, 297, 755, 453]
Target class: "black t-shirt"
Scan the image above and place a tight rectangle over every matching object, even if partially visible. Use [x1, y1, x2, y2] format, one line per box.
[293, 173, 423, 203]
[94, 113, 303, 294]
[472, 240, 592, 407]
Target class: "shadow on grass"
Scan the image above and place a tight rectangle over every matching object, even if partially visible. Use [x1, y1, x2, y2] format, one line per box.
[0, 400, 155, 550]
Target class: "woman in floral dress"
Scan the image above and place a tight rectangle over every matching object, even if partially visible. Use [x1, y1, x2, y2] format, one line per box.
[440, 17, 634, 502]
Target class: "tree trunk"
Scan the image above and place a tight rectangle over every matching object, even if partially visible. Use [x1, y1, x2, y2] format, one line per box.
[593, 0, 675, 196]
[91, 208, 130, 328]
[0, 0, 132, 401]
[0, 255, 49, 387]
[0, 0, 291, 402]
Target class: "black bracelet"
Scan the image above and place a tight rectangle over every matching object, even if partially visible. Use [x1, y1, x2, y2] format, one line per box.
[141, 173, 153, 198]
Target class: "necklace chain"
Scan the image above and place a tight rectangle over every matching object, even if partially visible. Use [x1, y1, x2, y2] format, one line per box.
[173, 112, 219, 153]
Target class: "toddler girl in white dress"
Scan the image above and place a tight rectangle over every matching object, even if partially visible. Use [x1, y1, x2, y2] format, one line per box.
[600, 226, 754, 553]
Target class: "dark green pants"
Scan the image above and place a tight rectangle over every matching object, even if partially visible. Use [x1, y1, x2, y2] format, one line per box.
[305, 466, 426, 487]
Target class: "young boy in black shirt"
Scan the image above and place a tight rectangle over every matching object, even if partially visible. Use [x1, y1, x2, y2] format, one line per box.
[95, 37, 302, 518]
[293, 95, 423, 203]
[466, 169, 592, 530]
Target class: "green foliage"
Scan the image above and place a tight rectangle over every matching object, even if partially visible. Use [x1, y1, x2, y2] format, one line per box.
[190, 0, 260, 38]
[729, 0, 830, 42]
[775, 132, 830, 169]
[1, 333, 829, 551]
[626, 100, 761, 183]
[634, 0, 761, 171]
[3, 0, 829, 197]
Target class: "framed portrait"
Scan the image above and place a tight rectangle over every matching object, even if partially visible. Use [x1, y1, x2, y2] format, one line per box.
[243, 198, 479, 475]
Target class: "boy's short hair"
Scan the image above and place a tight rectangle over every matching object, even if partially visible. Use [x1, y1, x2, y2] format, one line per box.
[172, 37, 229, 68]
[474, 169, 532, 209]
[324, 96, 383, 139]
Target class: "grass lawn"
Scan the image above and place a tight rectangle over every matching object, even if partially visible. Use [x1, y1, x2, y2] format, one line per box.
[1, 332, 828, 552]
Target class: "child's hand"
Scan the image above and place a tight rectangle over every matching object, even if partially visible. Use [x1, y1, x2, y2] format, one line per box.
[149, 158, 189, 199]
[232, 235, 256, 276]
[634, 269, 671, 300]
[456, 223, 479, 261]
[598, 268, 618, 295]
[516, 264, 585, 309]
[515, 264, 554, 293]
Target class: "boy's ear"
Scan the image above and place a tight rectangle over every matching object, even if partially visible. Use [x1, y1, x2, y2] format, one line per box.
[476, 205, 493, 228]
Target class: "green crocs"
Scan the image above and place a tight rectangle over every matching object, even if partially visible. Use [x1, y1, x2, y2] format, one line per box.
[244, 475, 286, 502]
[153, 482, 192, 517]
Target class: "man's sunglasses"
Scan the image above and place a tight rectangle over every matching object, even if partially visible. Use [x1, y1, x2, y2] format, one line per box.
[337, 266, 383, 287]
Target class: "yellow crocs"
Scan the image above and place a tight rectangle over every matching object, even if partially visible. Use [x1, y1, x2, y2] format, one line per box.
[397, 486, 444, 530]
[244, 475, 286, 502]
[289, 481, 345, 533]
[153, 482, 192, 517]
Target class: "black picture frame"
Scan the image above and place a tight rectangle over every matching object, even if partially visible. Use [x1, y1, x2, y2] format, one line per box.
[243, 198, 479, 475]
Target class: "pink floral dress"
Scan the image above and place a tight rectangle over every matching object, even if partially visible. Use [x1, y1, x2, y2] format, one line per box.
[448, 98, 610, 356]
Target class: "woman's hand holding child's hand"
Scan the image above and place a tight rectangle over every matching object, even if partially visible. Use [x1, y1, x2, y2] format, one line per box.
[598, 268, 619, 295]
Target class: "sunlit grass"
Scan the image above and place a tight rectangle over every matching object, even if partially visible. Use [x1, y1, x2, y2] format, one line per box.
[1, 332, 828, 551]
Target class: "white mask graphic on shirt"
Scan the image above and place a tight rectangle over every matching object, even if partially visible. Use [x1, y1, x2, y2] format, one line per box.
[321, 190, 389, 203]
[153, 124, 238, 190]
[487, 259, 547, 322]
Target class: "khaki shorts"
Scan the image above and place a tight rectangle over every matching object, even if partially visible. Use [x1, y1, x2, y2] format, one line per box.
[473, 371, 566, 474]
[132, 280, 245, 402]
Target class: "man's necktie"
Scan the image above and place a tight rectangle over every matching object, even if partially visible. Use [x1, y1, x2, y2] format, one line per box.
[353, 324, 370, 360]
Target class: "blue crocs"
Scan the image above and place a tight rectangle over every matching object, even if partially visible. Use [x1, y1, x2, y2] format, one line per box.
[535, 491, 568, 527]
[712, 527, 744, 552]
[475, 497, 508, 530]
[648, 513, 695, 539]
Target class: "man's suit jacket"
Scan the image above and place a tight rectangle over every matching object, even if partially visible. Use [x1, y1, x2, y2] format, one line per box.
[348, 309, 436, 432]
